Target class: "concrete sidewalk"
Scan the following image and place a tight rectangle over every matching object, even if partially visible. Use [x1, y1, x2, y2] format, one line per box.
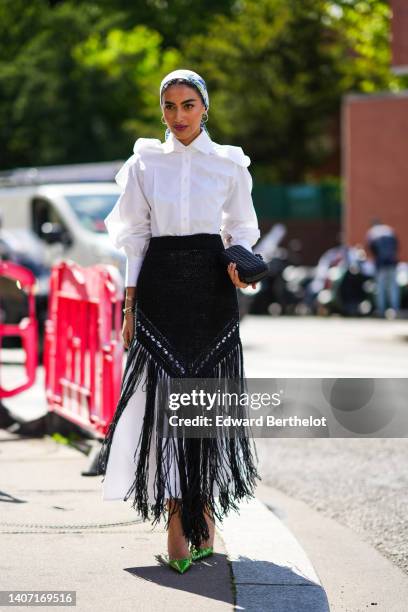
[0, 429, 234, 611]
[0, 427, 331, 611]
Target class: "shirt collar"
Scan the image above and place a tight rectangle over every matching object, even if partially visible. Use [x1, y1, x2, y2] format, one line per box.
[161, 128, 214, 155]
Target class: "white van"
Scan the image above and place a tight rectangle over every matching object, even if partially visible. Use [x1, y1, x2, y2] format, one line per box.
[0, 162, 125, 277]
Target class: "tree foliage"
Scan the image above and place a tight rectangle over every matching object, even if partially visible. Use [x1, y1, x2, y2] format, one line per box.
[183, 0, 408, 181]
[0, 0, 406, 178]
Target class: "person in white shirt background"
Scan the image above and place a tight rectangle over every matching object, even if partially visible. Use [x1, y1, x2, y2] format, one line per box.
[97, 68, 262, 574]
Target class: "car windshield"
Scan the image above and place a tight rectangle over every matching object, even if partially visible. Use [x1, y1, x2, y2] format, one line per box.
[65, 193, 118, 233]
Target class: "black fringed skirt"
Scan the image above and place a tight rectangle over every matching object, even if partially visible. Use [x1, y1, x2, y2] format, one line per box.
[97, 233, 260, 548]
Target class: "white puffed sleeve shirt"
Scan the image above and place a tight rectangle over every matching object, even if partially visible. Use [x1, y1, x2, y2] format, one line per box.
[104, 128, 261, 286]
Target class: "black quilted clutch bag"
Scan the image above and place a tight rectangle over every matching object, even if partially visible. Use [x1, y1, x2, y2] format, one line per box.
[219, 245, 268, 283]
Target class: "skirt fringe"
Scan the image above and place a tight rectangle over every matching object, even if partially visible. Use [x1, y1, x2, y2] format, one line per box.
[97, 234, 261, 548]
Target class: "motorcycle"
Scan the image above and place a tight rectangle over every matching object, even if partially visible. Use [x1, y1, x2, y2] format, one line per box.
[306, 246, 376, 317]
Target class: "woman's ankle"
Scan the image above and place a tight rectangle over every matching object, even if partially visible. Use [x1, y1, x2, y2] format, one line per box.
[197, 537, 214, 550]
[166, 500, 190, 559]
[168, 537, 190, 559]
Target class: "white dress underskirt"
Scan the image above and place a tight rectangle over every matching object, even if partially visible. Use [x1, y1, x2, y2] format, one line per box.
[101, 362, 228, 504]
[101, 368, 153, 502]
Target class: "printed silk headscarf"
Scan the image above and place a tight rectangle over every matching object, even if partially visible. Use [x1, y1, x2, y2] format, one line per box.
[159, 69, 210, 141]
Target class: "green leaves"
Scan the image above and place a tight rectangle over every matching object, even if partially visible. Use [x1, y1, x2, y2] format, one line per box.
[181, 0, 408, 181]
[1, 0, 406, 178]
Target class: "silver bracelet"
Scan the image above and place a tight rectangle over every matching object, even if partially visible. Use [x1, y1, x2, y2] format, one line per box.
[122, 305, 136, 314]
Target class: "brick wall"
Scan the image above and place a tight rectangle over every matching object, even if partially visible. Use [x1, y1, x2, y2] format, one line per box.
[391, 0, 408, 71]
[343, 93, 408, 262]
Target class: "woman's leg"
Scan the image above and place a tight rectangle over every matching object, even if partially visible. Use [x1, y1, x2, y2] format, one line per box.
[166, 500, 215, 557]
[199, 505, 215, 549]
[375, 268, 386, 316]
[166, 499, 190, 559]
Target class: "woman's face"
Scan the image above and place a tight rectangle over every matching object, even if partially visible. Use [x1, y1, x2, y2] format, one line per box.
[161, 84, 206, 144]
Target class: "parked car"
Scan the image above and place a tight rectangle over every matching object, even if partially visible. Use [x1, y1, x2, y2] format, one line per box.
[0, 162, 126, 358]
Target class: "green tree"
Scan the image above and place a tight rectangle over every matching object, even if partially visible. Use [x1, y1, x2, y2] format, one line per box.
[89, 0, 237, 49]
[1, 0, 406, 174]
[182, 0, 408, 182]
[326, 0, 405, 93]
[0, 1, 181, 167]
[72, 24, 181, 143]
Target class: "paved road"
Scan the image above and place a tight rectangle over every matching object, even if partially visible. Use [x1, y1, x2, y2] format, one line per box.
[240, 314, 408, 377]
[255, 437, 408, 576]
[238, 315, 408, 577]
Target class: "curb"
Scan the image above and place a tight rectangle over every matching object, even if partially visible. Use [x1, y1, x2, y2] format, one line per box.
[219, 496, 330, 612]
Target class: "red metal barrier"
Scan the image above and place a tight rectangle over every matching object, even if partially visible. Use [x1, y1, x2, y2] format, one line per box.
[0, 261, 38, 398]
[44, 260, 124, 436]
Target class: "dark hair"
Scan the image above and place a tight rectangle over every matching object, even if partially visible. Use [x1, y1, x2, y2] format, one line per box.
[160, 78, 205, 107]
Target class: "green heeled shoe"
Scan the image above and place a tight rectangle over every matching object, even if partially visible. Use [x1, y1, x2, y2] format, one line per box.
[190, 545, 214, 561]
[157, 553, 193, 574]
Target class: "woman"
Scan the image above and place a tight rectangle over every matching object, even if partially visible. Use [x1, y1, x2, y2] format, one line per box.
[97, 68, 262, 574]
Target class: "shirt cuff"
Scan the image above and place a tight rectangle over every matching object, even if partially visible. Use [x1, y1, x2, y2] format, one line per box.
[125, 254, 145, 287]
[229, 239, 253, 252]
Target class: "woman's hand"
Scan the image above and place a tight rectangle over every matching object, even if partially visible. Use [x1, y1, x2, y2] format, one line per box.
[122, 313, 135, 349]
[227, 262, 257, 289]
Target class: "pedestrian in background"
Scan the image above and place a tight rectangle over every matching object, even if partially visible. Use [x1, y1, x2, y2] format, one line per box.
[365, 218, 400, 318]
